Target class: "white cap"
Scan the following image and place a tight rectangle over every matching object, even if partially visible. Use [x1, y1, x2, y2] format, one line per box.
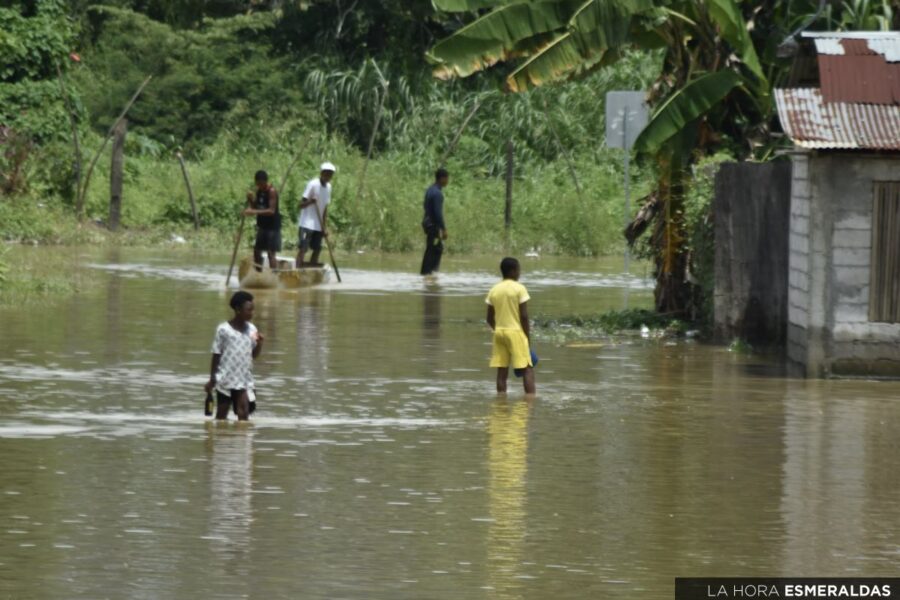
[320, 162, 336, 172]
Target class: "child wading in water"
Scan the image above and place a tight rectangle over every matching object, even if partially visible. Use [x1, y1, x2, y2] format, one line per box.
[205, 291, 263, 420]
[486, 257, 536, 394]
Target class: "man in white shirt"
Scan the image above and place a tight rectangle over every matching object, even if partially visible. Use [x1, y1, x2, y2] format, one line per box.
[296, 162, 336, 268]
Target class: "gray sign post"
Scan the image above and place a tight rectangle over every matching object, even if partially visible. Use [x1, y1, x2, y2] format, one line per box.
[605, 91, 648, 273]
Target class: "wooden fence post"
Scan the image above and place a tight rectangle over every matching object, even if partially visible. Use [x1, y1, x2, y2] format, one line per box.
[504, 139, 513, 229]
[109, 119, 126, 231]
[176, 151, 199, 230]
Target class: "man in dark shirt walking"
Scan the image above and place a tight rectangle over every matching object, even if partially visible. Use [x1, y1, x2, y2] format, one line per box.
[420, 168, 449, 276]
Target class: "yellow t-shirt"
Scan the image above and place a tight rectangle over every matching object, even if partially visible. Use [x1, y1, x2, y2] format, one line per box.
[485, 279, 530, 330]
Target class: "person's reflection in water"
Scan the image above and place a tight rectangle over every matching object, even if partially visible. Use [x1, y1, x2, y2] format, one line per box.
[422, 281, 442, 356]
[204, 422, 254, 582]
[487, 399, 532, 599]
[296, 293, 330, 407]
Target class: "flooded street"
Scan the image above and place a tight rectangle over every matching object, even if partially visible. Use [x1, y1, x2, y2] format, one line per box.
[2, 248, 900, 599]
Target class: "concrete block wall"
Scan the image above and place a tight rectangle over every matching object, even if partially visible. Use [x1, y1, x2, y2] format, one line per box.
[788, 152, 900, 377]
[787, 153, 811, 369]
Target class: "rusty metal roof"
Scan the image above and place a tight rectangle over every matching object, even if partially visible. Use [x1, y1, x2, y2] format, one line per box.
[801, 33, 900, 104]
[777, 33, 900, 150]
[775, 88, 900, 150]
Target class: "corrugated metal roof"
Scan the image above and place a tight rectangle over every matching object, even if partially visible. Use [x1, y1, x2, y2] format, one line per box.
[818, 53, 900, 104]
[775, 88, 900, 150]
[804, 32, 900, 62]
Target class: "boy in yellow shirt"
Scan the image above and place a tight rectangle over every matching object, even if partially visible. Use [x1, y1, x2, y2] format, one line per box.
[486, 257, 536, 394]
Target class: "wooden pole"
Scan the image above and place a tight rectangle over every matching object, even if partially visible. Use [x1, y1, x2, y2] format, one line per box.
[504, 139, 513, 229]
[314, 202, 341, 283]
[176, 151, 199, 230]
[354, 81, 389, 204]
[56, 63, 83, 204]
[278, 135, 315, 193]
[226, 215, 246, 287]
[439, 97, 482, 168]
[77, 75, 152, 220]
[109, 119, 126, 231]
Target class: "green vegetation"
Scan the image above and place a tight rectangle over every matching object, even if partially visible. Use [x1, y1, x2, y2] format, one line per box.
[2, 0, 896, 311]
[532, 308, 692, 344]
[0, 244, 97, 306]
[429, 0, 898, 314]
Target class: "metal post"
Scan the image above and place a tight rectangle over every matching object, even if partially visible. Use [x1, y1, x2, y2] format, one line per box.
[623, 110, 630, 274]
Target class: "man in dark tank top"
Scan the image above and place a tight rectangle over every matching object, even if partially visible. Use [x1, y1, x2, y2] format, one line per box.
[243, 170, 281, 271]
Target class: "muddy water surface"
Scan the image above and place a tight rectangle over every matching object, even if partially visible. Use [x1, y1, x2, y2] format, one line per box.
[1, 248, 900, 599]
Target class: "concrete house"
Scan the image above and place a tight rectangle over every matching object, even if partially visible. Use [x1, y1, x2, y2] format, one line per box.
[776, 32, 900, 377]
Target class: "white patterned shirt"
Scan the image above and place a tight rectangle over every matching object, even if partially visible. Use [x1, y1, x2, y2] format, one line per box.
[211, 321, 257, 394]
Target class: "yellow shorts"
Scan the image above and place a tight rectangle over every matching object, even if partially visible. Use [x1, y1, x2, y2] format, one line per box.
[490, 328, 532, 369]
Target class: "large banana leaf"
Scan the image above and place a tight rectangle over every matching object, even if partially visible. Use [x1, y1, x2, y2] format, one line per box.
[633, 70, 742, 155]
[428, 2, 572, 79]
[429, 0, 653, 80]
[433, 0, 527, 11]
[705, 0, 767, 87]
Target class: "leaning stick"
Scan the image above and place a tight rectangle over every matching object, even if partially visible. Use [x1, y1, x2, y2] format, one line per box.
[77, 76, 152, 219]
[439, 97, 482, 168]
[314, 201, 341, 283]
[354, 78, 389, 205]
[543, 100, 583, 195]
[278, 134, 316, 193]
[56, 63, 83, 207]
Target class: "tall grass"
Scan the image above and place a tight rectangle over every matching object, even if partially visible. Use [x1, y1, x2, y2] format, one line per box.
[45, 119, 652, 256]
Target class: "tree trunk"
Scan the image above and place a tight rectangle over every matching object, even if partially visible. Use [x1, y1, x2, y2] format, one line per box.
[109, 119, 126, 232]
[652, 161, 692, 314]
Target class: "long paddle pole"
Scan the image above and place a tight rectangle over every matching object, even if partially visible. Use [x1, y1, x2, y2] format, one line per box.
[314, 202, 341, 283]
[225, 214, 246, 287]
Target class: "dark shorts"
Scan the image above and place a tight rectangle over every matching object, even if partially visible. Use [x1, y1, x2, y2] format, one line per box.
[254, 228, 281, 252]
[298, 227, 323, 252]
[216, 389, 255, 415]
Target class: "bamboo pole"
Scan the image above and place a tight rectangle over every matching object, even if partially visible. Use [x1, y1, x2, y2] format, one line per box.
[77, 75, 152, 220]
[176, 151, 199, 230]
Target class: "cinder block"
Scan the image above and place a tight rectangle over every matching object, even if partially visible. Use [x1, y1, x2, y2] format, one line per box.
[834, 303, 868, 324]
[836, 230, 872, 249]
[833, 247, 870, 267]
[834, 265, 870, 287]
[834, 214, 870, 231]
[793, 215, 809, 235]
[792, 158, 809, 180]
[789, 232, 809, 254]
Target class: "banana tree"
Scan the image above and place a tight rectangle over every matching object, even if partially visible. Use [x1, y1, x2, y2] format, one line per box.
[427, 0, 775, 313]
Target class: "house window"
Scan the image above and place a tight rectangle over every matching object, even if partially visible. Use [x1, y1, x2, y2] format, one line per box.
[870, 182, 900, 323]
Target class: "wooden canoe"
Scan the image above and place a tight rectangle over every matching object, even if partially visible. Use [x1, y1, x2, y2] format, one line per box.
[238, 257, 330, 289]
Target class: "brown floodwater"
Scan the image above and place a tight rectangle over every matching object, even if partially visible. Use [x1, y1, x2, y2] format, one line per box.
[1, 247, 899, 599]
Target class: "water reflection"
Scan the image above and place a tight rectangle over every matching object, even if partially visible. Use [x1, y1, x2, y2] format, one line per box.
[487, 399, 532, 598]
[422, 282, 442, 351]
[205, 422, 254, 581]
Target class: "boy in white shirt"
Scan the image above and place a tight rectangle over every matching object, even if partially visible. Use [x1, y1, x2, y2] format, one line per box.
[296, 162, 336, 267]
